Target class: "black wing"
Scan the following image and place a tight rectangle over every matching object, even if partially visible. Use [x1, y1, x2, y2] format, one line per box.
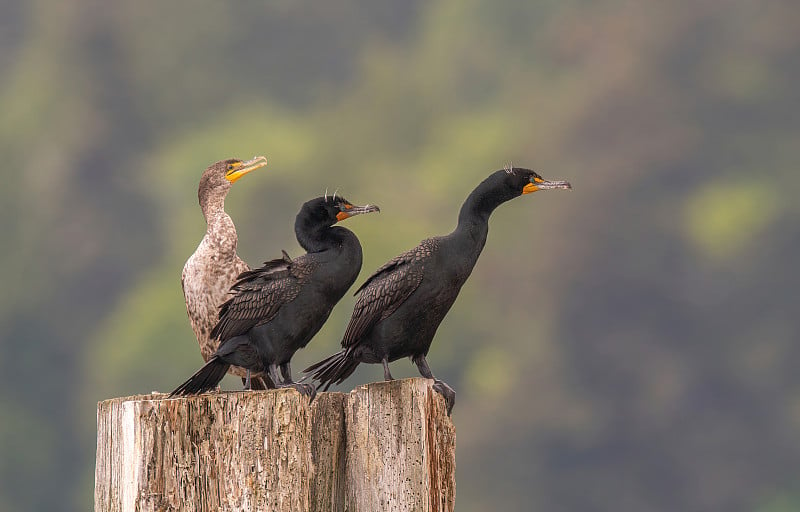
[341, 239, 437, 347]
[210, 251, 314, 342]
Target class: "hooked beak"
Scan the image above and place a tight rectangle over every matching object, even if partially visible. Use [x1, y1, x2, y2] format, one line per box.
[336, 204, 381, 222]
[523, 177, 572, 194]
[226, 155, 268, 183]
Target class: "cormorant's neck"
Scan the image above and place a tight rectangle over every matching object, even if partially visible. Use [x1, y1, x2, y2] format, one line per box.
[451, 177, 516, 252]
[202, 193, 229, 228]
[200, 194, 237, 257]
[296, 221, 364, 295]
[200, 187, 228, 223]
[295, 219, 355, 254]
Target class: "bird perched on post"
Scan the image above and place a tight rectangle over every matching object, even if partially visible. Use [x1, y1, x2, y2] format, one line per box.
[181, 156, 271, 389]
[171, 194, 380, 397]
[305, 167, 571, 414]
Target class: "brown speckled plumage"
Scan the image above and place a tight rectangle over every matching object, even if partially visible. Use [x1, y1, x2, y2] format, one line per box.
[181, 158, 266, 383]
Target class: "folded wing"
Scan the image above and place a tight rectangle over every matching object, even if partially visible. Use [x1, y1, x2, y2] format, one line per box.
[341, 239, 437, 347]
[211, 252, 315, 342]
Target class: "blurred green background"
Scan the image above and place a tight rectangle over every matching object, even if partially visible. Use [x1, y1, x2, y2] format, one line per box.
[2, 0, 798, 510]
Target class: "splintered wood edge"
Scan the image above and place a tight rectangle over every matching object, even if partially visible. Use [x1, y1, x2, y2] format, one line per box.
[96, 378, 453, 407]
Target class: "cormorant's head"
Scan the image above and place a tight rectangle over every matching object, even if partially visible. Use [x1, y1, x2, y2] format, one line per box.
[502, 167, 572, 196]
[225, 155, 269, 183]
[199, 155, 268, 196]
[301, 193, 381, 228]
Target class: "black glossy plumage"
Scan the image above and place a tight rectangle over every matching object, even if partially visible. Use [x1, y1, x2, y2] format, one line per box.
[305, 168, 571, 414]
[210, 250, 301, 343]
[171, 195, 379, 397]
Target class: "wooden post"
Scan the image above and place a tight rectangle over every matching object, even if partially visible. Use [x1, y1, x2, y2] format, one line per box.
[95, 378, 455, 512]
[344, 379, 456, 512]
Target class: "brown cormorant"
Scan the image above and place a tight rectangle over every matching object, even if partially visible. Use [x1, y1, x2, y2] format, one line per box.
[171, 194, 380, 397]
[305, 168, 571, 414]
[181, 156, 270, 389]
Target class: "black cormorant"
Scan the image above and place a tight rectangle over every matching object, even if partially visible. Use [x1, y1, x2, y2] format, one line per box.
[305, 168, 571, 414]
[171, 194, 380, 397]
[182, 156, 271, 389]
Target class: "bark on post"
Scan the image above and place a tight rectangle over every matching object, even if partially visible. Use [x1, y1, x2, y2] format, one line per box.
[95, 378, 455, 512]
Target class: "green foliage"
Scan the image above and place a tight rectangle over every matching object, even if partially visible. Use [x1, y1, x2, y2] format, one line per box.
[684, 179, 782, 261]
[756, 492, 800, 512]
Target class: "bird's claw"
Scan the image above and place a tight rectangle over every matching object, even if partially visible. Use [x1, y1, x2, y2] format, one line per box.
[293, 383, 317, 402]
[432, 380, 456, 416]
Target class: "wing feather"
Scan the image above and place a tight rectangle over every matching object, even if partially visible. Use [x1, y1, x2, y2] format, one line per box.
[341, 239, 436, 347]
[211, 253, 314, 341]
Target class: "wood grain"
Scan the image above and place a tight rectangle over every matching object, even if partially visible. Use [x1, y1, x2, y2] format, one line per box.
[95, 378, 455, 511]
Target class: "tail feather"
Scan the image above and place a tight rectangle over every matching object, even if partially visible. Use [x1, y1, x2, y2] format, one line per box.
[170, 357, 231, 396]
[303, 350, 360, 391]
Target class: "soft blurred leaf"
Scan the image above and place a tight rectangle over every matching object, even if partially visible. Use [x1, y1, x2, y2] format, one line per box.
[684, 180, 781, 261]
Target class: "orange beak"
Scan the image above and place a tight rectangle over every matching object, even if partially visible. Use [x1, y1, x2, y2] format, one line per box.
[523, 176, 572, 194]
[336, 203, 380, 222]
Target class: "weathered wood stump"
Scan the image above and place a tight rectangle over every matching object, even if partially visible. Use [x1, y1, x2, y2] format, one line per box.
[95, 378, 455, 511]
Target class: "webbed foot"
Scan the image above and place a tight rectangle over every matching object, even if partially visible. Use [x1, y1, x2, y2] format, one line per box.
[432, 379, 456, 416]
[268, 363, 316, 402]
[291, 382, 317, 402]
